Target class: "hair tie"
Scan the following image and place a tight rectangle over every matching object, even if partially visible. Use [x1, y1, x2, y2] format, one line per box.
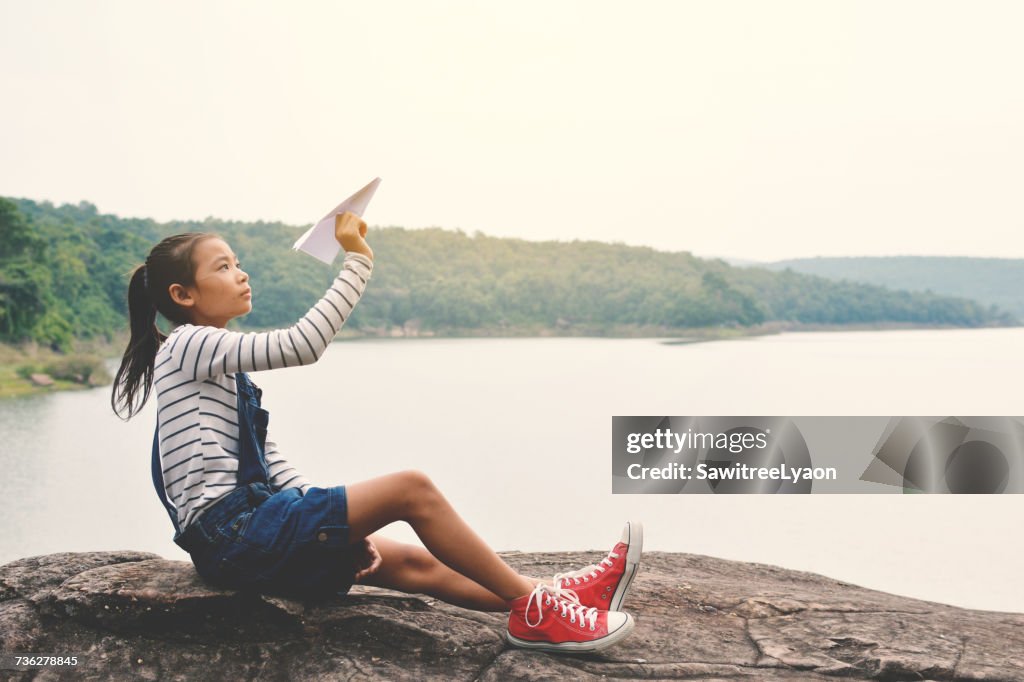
[142, 264, 150, 291]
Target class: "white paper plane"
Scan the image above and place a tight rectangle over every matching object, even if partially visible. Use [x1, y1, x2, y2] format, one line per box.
[292, 177, 382, 264]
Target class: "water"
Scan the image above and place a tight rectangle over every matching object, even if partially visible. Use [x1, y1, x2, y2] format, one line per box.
[1, 328, 1022, 613]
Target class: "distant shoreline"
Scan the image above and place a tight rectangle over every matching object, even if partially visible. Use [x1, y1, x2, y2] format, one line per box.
[2, 321, 1018, 399]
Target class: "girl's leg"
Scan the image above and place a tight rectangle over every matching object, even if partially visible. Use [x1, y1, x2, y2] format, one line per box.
[359, 535, 546, 611]
[345, 470, 535, 603]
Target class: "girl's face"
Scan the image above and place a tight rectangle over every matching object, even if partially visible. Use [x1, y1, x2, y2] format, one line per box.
[168, 237, 252, 328]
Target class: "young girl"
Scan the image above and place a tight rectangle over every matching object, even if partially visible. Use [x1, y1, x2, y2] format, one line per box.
[111, 211, 643, 653]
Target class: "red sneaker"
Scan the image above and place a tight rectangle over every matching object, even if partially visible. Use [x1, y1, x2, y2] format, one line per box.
[553, 520, 643, 611]
[506, 584, 634, 653]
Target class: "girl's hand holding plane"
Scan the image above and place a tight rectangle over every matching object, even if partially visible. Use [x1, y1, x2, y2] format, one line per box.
[335, 211, 373, 261]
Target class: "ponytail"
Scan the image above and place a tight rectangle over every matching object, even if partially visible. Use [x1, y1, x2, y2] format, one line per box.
[111, 264, 166, 420]
[110, 232, 219, 420]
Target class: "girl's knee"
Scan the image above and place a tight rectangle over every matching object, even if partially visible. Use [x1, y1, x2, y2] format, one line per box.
[396, 470, 442, 518]
[403, 546, 441, 579]
[388, 545, 441, 590]
[398, 469, 435, 491]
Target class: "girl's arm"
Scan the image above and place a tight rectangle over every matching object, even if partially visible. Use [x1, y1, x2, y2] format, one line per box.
[163, 252, 373, 381]
[264, 439, 312, 493]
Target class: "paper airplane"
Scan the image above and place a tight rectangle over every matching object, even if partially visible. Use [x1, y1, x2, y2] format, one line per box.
[292, 177, 381, 264]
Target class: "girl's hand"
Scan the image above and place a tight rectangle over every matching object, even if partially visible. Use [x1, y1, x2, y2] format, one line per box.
[353, 537, 382, 582]
[335, 211, 374, 261]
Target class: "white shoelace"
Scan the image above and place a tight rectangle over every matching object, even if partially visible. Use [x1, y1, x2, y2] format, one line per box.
[524, 584, 599, 631]
[553, 551, 619, 587]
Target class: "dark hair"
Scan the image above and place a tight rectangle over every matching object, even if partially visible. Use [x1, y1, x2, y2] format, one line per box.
[111, 232, 221, 420]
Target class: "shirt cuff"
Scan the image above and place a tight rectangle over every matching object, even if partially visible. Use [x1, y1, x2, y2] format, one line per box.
[344, 252, 373, 271]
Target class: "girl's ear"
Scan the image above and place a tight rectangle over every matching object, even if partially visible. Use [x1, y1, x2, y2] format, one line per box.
[168, 283, 196, 308]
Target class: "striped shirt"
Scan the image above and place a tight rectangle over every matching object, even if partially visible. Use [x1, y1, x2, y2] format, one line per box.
[153, 252, 373, 530]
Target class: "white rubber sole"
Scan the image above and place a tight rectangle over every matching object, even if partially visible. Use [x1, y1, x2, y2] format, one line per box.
[506, 612, 635, 654]
[609, 520, 643, 612]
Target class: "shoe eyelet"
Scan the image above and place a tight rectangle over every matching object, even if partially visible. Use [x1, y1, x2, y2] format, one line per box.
[590, 625, 596, 631]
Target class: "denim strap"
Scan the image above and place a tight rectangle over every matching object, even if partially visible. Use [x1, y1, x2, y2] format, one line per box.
[151, 423, 182, 534]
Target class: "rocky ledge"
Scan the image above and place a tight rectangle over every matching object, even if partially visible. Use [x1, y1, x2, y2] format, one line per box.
[1, 550, 1022, 681]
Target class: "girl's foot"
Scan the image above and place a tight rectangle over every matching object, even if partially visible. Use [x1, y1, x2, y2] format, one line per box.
[506, 583, 634, 653]
[552, 520, 643, 611]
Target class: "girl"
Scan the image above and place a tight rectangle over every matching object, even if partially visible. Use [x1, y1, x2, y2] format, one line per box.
[111, 211, 643, 653]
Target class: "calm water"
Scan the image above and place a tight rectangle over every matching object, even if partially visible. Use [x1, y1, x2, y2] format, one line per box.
[1, 328, 1022, 613]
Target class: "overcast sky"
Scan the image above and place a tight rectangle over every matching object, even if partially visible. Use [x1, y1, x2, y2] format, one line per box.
[1, 1, 1021, 261]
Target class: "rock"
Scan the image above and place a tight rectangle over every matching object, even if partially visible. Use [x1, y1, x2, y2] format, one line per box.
[28, 373, 54, 387]
[1, 550, 1021, 680]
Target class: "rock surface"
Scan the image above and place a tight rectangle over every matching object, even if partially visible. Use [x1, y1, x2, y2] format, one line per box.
[1, 550, 1021, 681]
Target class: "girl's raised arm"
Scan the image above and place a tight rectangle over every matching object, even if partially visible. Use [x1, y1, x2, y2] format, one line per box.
[161, 252, 372, 381]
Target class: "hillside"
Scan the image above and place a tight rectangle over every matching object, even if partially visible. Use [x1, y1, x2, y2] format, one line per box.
[0, 197, 1013, 351]
[767, 256, 1024, 318]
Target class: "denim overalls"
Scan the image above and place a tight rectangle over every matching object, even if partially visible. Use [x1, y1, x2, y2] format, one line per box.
[151, 372, 357, 599]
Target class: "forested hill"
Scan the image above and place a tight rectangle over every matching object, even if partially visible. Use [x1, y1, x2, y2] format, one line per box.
[0, 196, 1014, 350]
[766, 256, 1024, 319]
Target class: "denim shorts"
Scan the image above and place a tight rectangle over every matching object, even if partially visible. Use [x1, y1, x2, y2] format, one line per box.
[184, 482, 359, 600]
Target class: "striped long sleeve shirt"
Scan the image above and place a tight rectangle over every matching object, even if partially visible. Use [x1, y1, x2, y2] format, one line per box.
[153, 252, 373, 530]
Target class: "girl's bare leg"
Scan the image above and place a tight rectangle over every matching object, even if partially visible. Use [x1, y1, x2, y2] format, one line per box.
[345, 470, 535, 602]
[359, 535, 549, 611]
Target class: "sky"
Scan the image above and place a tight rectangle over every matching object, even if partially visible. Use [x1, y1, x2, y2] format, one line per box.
[1, 1, 1022, 261]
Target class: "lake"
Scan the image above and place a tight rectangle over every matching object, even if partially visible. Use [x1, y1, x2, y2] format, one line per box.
[1, 328, 1021, 613]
